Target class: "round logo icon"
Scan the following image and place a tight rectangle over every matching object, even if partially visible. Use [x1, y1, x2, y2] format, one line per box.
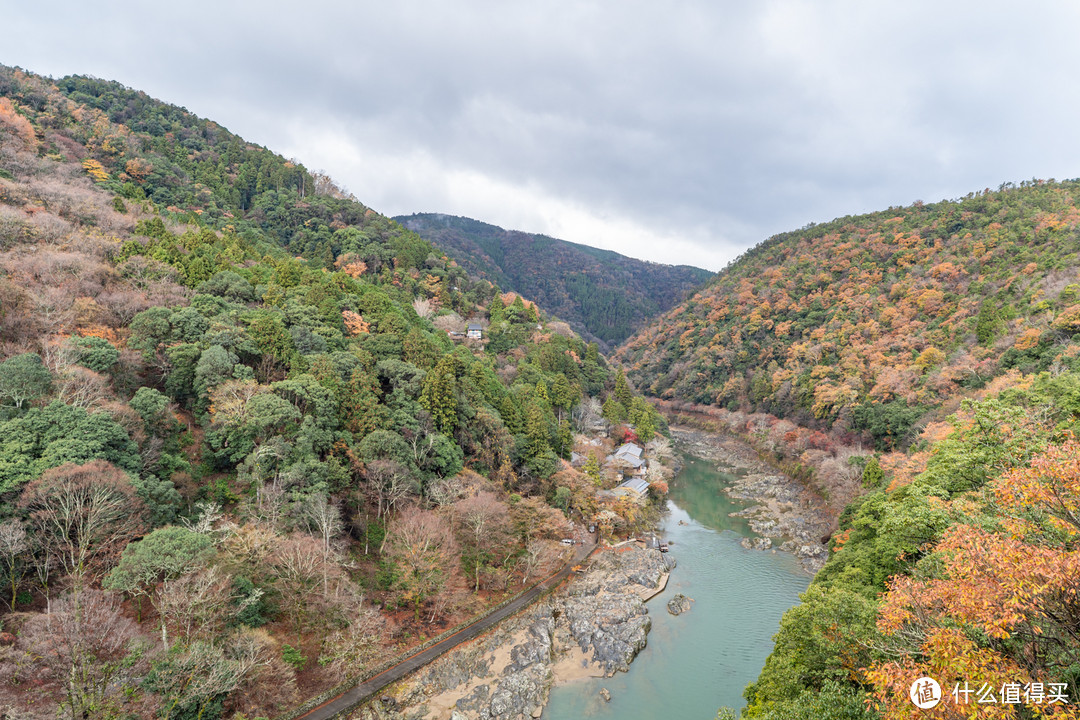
[909, 677, 942, 709]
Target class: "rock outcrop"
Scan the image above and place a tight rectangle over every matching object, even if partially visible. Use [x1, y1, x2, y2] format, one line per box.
[671, 426, 831, 572]
[362, 546, 673, 720]
[666, 593, 692, 615]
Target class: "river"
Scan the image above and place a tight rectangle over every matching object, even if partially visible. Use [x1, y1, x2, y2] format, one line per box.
[543, 451, 811, 719]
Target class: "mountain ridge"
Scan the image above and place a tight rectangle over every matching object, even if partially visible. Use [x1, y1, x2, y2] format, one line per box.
[395, 212, 712, 349]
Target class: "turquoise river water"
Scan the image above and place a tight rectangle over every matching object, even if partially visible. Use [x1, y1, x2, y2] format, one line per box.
[543, 452, 811, 719]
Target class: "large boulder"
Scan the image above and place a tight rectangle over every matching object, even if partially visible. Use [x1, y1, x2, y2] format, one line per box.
[666, 593, 692, 615]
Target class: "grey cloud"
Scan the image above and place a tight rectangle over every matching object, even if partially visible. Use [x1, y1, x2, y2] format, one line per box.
[5, 1, 1080, 270]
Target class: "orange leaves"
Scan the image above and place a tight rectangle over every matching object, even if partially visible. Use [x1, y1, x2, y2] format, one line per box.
[1014, 328, 1043, 351]
[994, 438, 1080, 540]
[865, 628, 1037, 720]
[500, 292, 535, 311]
[879, 526, 1074, 639]
[929, 261, 962, 282]
[1052, 305, 1080, 332]
[0, 97, 36, 148]
[333, 254, 367, 278]
[882, 450, 929, 490]
[123, 158, 152, 183]
[869, 441, 1080, 719]
[342, 311, 370, 335]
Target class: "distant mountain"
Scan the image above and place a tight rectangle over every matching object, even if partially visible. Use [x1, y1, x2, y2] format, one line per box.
[395, 213, 713, 348]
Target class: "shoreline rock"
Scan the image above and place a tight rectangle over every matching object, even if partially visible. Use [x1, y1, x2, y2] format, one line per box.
[666, 593, 692, 616]
[669, 425, 831, 573]
[360, 545, 674, 720]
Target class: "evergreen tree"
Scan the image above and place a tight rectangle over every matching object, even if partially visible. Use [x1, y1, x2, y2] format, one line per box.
[523, 403, 550, 458]
[614, 368, 633, 407]
[861, 456, 884, 488]
[602, 395, 626, 425]
[420, 356, 458, 434]
[584, 453, 602, 485]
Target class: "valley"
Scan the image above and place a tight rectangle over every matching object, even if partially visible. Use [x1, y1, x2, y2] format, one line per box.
[1, 60, 1079, 720]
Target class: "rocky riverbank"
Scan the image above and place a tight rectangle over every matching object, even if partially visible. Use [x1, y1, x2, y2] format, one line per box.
[669, 425, 831, 573]
[350, 546, 675, 720]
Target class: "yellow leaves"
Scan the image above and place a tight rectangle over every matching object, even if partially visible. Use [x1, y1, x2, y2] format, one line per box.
[914, 347, 946, 371]
[896, 233, 923, 249]
[82, 158, 109, 183]
[1052, 305, 1080, 332]
[914, 288, 946, 316]
[994, 439, 1080, 541]
[810, 382, 858, 419]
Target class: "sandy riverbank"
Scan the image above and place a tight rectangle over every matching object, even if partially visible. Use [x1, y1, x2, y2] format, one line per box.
[669, 425, 831, 573]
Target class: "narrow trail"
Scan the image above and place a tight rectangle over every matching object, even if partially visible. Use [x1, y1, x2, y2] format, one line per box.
[294, 541, 597, 720]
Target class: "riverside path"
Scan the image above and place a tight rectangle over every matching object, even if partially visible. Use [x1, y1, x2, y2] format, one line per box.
[294, 540, 597, 720]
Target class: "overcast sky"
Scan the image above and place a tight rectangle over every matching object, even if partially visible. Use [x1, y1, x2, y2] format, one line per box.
[6, 1, 1080, 271]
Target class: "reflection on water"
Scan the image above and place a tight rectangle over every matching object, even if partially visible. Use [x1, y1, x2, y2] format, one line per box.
[543, 453, 810, 719]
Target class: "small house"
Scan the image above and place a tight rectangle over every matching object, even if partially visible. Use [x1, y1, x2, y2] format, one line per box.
[613, 476, 650, 503]
[607, 442, 646, 476]
[466, 324, 483, 339]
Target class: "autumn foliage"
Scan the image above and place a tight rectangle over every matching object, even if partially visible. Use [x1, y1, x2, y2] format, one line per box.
[866, 439, 1080, 719]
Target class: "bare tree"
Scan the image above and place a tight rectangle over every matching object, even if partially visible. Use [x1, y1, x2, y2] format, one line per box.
[272, 534, 350, 641]
[53, 365, 111, 409]
[319, 605, 386, 681]
[155, 566, 235, 645]
[518, 540, 559, 586]
[18, 460, 150, 586]
[432, 312, 464, 333]
[573, 396, 606, 434]
[148, 641, 243, 720]
[227, 628, 299, 718]
[645, 435, 674, 464]
[454, 492, 515, 592]
[0, 519, 29, 609]
[412, 297, 434, 319]
[427, 473, 469, 507]
[294, 492, 344, 595]
[365, 459, 416, 522]
[21, 588, 151, 720]
[385, 506, 457, 621]
[295, 492, 343, 556]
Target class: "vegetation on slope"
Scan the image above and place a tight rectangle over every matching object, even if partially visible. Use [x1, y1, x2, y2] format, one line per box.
[0, 65, 668, 719]
[618, 182, 1080, 449]
[397, 213, 712, 349]
[616, 186, 1080, 719]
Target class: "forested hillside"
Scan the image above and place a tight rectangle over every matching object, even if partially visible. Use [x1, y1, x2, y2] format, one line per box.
[619, 183, 1080, 448]
[396, 213, 712, 349]
[0, 65, 668, 719]
[616, 186, 1080, 719]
